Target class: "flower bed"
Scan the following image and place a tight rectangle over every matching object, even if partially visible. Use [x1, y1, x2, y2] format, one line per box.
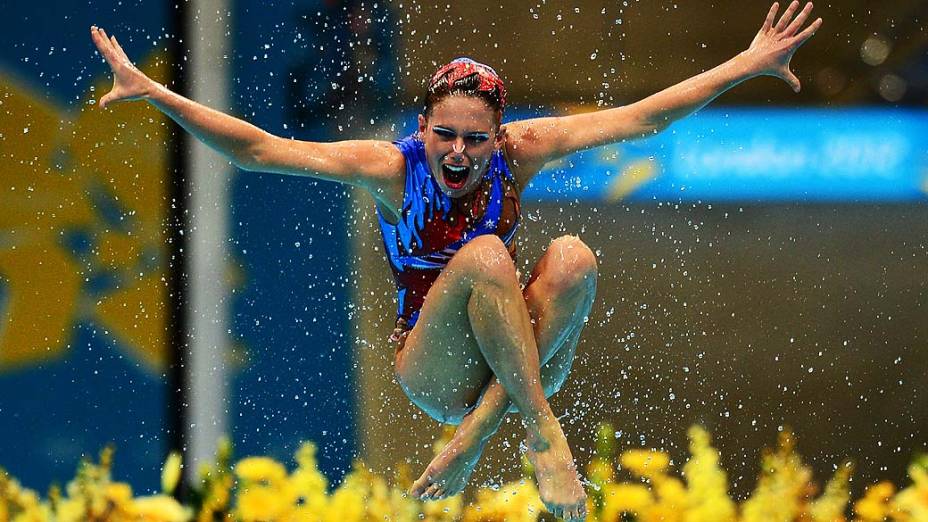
[1, 425, 925, 521]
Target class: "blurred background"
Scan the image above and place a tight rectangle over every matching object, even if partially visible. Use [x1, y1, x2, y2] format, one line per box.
[1, 0, 926, 503]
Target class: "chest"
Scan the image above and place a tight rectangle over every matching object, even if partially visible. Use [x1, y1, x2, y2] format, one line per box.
[410, 179, 521, 255]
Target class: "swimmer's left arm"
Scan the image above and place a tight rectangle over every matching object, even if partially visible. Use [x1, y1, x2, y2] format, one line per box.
[505, 1, 822, 186]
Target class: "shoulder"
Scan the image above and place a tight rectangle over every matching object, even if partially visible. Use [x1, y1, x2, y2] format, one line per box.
[391, 134, 433, 180]
[328, 139, 405, 193]
[317, 139, 405, 223]
[357, 139, 407, 170]
[392, 133, 423, 155]
[500, 120, 555, 191]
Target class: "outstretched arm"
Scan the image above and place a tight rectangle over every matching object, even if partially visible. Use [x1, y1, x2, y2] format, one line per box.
[89, 26, 403, 191]
[505, 1, 823, 184]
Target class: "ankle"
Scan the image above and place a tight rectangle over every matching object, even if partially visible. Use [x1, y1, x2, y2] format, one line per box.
[523, 424, 554, 452]
[522, 407, 556, 432]
[459, 411, 501, 445]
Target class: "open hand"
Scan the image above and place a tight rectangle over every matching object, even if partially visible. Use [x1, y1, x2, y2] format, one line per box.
[90, 26, 155, 108]
[742, 1, 823, 92]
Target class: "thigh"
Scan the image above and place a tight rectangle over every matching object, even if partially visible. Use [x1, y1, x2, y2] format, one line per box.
[523, 235, 598, 363]
[395, 235, 518, 424]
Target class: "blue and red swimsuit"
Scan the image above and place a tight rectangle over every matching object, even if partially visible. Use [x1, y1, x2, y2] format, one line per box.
[376, 134, 521, 338]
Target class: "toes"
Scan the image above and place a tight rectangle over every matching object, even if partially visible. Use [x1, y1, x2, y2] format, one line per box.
[569, 503, 588, 521]
[408, 481, 426, 498]
[409, 474, 433, 498]
[423, 483, 441, 500]
[547, 503, 587, 521]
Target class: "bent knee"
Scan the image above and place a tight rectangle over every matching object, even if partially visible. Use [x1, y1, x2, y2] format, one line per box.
[453, 234, 517, 284]
[547, 235, 598, 290]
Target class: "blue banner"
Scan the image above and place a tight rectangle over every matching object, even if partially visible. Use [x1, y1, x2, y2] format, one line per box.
[523, 109, 928, 202]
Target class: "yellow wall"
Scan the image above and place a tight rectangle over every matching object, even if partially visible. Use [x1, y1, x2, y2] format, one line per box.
[0, 56, 172, 373]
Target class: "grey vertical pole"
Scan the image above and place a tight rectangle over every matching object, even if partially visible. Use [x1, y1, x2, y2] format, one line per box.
[185, 0, 231, 478]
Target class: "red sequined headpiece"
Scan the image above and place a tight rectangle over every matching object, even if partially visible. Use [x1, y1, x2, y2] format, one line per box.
[428, 58, 507, 110]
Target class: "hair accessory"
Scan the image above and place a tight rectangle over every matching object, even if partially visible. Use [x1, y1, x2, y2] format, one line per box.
[428, 57, 507, 109]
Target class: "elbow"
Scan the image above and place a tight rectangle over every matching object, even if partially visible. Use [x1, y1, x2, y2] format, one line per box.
[624, 101, 673, 138]
[231, 155, 262, 172]
[640, 114, 671, 137]
[233, 135, 274, 172]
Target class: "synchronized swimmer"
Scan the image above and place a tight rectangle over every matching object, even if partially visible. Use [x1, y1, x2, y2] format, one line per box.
[91, 3, 821, 520]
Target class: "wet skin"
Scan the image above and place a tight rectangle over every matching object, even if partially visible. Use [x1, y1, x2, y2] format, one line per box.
[399, 96, 592, 521]
[416, 96, 502, 200]
[90, 4, 824, 517]
[404, 234, 597, 522]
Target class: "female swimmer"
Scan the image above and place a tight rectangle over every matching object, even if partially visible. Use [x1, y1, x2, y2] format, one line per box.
[90, 4, 820, 519]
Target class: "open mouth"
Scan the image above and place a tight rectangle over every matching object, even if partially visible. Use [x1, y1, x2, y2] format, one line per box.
[441, 163, 471, 189]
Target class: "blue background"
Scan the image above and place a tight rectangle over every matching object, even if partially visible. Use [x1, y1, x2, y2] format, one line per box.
[524, 109, 928, 203]
[0, 1, 173, 492]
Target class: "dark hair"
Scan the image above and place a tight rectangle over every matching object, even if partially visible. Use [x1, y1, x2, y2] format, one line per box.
[424, 59, 506, 125]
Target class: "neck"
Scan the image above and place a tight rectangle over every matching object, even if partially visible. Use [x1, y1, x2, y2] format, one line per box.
[451, 180, 485, 213]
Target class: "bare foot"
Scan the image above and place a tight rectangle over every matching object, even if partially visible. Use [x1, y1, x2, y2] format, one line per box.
[525, 421, 588, 521]
[409, 423, 488, 500]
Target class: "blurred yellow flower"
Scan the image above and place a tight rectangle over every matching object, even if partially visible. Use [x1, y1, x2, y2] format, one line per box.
[621, 449, 671, 479]
[131, 495, 192, 522]
[683, 426, 736, 522]
[424, 493, 464, 522]
[2, 481, 49, 522]
[643, 504, 682, 522]
[326, 482, 366, 521]
[8, 424, 928, 522]
[105, 482, 134, 505]
[390, 488, 421, 522]
[588, 458, 615, 485]
[54, 498, 87, 522]
[601, 482, 654, 520]
[741, 430, 813, 522]
[162, 452, 183, 495]
[289, 442, 329, 516]
[196, 472, 234, 522]
[652, 475, 686, 513]
[235, 457, 288, 485]
[462, 479, 544, 522]
[890, 463, 928, 521]
[810, 461, 852, 521]
[237, 486, 291, 522]
[854, 481, 895, 521]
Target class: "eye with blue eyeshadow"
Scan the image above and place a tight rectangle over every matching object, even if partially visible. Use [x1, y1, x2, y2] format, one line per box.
[433, 126, 455, 139]
[432, 126, 491, 144]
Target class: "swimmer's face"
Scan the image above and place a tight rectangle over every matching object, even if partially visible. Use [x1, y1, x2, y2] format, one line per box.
[419, 95, 502, 198]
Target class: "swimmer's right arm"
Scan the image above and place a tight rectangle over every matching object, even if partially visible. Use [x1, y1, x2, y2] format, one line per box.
[89, 26, 403, 191]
